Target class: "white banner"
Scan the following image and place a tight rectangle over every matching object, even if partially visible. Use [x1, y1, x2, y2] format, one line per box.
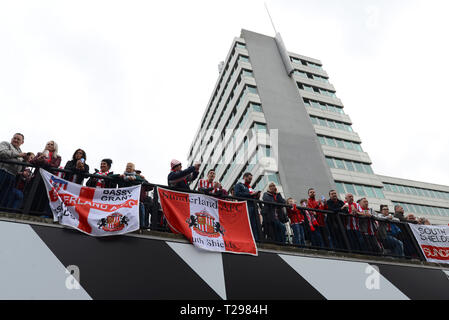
[40, 169, 141, 237]
[409, 224, 449, 264]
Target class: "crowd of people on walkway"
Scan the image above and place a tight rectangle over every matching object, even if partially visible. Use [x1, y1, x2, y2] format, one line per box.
[165, 157, 431, 258]
[0, 132, 433, 258]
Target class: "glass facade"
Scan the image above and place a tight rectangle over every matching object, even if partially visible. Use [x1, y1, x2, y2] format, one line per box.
[393, 202, 449, 217]
[303, 99, 344, 115]
[318, 135, 363, 152]
[310, 116, 353, 132]
[336, 181, 385, 199]
[384, 183, 449, 201]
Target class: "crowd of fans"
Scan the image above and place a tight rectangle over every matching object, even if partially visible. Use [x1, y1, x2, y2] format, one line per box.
[0, 133, 434, 258]
[165, 157, 432, 259]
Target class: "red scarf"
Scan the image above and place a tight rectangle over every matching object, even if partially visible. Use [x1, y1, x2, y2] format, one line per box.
[345, 201, 360, 231]
[245, 182, 255, 195]
[47, 152, 54, 164]
[307, 197, 325, 226]
[288, 204, 305, 225]
[302, 202, 319, 231]
[96, 170, 109, 188]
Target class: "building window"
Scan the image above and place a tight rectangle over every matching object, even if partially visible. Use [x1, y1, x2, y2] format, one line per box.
[382, 183, 449, 201]
[236, 42, 246, 49]
[335, 159, 346, 170]
[393, 202, 449, 216]
[239, 55, 250, 63]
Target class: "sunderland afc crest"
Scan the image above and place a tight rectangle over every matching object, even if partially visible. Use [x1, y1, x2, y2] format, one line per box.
[97, 212, 129, 232]
[186, 209, 225, 238]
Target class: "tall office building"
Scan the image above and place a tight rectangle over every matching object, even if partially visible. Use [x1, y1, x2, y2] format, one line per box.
[187, 29, 449, 225]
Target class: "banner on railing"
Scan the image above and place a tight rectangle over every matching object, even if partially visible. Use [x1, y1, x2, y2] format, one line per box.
[409, 224, 449, 264]
[40, 169, 140, 237]
[157, 187, 257, 256]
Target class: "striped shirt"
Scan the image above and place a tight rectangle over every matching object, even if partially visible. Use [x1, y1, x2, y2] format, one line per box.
[345, 202, 361, 231]
[198, 179, 220, 194]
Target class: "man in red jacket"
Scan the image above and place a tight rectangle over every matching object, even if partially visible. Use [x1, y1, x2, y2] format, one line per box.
[307, 188, 332, 248]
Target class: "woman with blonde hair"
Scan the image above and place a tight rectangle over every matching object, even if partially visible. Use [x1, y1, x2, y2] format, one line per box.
[29, 140, 62, 216]
[31, 141, 61, 168]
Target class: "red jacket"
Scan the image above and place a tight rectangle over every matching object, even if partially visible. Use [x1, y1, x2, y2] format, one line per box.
[287, 204, 305, 225]
[307, 198, 326, 227]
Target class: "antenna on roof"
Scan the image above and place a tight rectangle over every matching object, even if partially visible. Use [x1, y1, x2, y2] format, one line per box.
[264, 2, 277, 34]
[264, 3, 294, 77]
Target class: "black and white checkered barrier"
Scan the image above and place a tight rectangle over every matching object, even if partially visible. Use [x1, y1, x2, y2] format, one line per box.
[0, 220, 448, 300]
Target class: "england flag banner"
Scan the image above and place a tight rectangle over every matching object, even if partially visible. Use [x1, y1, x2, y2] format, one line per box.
[409, 224, 449, 264]
[157, 187, 257, 256]
[40, 169, 140, 237]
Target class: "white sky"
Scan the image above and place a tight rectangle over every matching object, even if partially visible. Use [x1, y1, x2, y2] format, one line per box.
[0, 0, 448, 187]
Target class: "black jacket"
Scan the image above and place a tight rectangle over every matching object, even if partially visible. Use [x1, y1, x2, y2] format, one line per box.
[86, 171, 117, 189]
[326, 199, 345, 213]
[262, 192, 287, 223]
[64, 160, 90, 185]
[167, 166, 199, 190]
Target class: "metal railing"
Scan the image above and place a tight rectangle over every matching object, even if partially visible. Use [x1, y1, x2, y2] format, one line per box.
[0, 158, 425, 262]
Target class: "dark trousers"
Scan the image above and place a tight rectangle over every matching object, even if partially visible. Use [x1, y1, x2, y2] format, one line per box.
[318, 225, 333, 249]
[326, 214, 345, 250]
[362, 234, 382, 254]
[248, 205, 260, 242]
[310, 229, 324, 248]
[346, 229, 367, 252]
[0, 169, 15, 207]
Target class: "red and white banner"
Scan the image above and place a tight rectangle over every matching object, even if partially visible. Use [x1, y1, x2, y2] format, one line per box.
[157, 187, 257, 256]
[40, 169, 140, 237]
[409, 224, 449, 264]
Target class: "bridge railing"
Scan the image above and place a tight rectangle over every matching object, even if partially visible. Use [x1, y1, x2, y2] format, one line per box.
[0, 158, 425, 262]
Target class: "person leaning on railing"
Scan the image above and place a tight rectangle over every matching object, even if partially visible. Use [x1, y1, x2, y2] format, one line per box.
[63, 149, 89, 185]
[326, 190, 346, 250]
[113, 162, 150, 229]
[6, 153, 35, 210]
[299, 199, 324, 248]
[197, 169, 228, 198]
[358, 198, 382, 254]
[234, 172, 262, 242]
[286, 197, 306, 246]
[393, 205, 407, 222]
[374, 205, 404, 257]
[262, 183, 288, 244]
[341, 193, 367, 252]
[28, 140, 62, 216]
[167, 159, 200, 191]
[307, 188, 332, 248]
[86, 159, 116, 189]
[0, 133, 27, 207]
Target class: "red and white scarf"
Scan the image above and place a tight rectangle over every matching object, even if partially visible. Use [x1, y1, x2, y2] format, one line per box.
[199, 179, 219, 193]
[301, 202, 319, 232]
[345, 201, 361, 231]
[96, 170, 109, 188]
[244, 182, 256, 195]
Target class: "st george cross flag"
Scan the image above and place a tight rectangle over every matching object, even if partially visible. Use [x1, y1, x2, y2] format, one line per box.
[157, 187, 257, 256]
[40, 169, 140, 237]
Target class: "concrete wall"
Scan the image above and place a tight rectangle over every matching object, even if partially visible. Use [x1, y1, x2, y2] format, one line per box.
[241, 29, 335, 198]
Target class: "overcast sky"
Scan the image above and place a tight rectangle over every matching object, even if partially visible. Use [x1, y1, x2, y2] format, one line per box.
[0, 0, 448, 187]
